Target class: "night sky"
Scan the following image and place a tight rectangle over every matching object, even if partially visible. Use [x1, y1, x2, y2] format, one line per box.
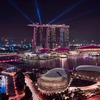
[0, 0, 100, 44]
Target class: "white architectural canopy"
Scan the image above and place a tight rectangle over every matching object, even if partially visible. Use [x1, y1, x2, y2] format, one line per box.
[37, 68, 69, 94]
[43, 68, 67, 78]
[76, 65, 100, 73]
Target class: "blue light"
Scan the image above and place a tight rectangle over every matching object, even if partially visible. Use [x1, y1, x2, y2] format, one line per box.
[57, 7, 100, 24]
[0, 75, 6, 94]
[34, 0, 42, 24]
[0, 47, 6, 50]
[48, 0, 83, 24]
[8, 0, 34, 24]
[62, 32, 64, 47]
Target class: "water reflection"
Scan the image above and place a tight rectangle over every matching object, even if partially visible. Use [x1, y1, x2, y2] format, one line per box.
[59, 58, 68, 71]
[25, 55, 100, 71]
[39, 59, 55, 69]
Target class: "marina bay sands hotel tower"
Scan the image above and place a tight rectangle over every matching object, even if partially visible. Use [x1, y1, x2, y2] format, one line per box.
[28, 23, 70, 51]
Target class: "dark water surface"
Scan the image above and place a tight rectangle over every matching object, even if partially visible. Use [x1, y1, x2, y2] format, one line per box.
[26, 54, 100, 71]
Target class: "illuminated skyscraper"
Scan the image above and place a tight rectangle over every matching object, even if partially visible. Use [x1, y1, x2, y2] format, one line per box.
[28, 24, 70, 51]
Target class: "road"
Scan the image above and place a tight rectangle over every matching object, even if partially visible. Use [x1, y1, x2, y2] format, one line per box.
[25, 75, 42, 100]
[86, 94, 100, 100]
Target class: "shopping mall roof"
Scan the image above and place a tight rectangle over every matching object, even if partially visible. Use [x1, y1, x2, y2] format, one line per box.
[55, 47, 70, 51]
[39, 48, 49, 52]
[77, 45, 100, 49]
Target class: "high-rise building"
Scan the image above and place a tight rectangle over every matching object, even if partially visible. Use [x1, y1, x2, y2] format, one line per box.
[28, 24, 70, 51]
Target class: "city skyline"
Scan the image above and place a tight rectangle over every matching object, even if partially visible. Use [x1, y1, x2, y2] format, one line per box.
[0, 0, 100, 44]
